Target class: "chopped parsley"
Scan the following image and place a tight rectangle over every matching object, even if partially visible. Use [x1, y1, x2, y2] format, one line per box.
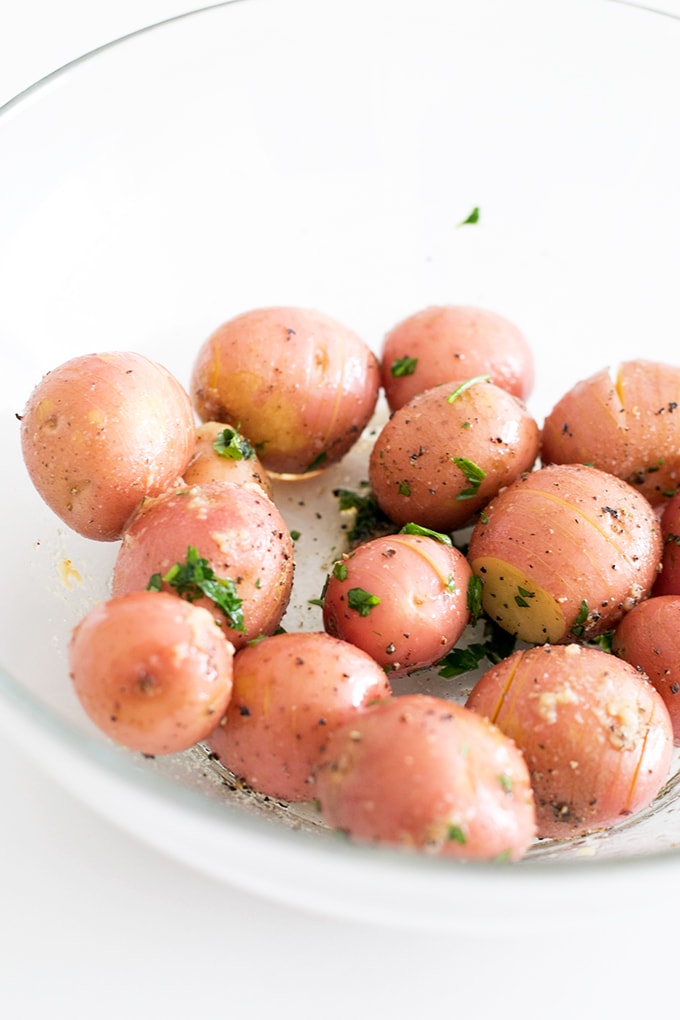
[399, 522, 452, 546]
[447, 824, 467, 844]
[147, 545, 245, 631]
[347, 587, 381, 617]
[391, 355, 418, 377]
[212, 426, 255, 461]
[306, 451, 327, 472]
[398, 480, 412, 496]
[514, 586, 536, 608]
[447, 374, 491, 404]
[571, 599, 589, 637]
[458, 206, 480, 226]
[466, 575, 484, 625]
[452, 456, 486, 499]
[332, 560, 348, 581]
[333, 487, 396, 546]
[438, 618, 516, 678]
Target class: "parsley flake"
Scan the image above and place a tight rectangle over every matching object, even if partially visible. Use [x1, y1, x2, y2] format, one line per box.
[391, 355, 418, 377]
[147, 545, 245, 631]
[347, 587, 381, 617]
[452, 456, 486, 499]
[447, 374, 491, 404]
[213, 426, 255, 461]
[458, 206, 480, 226]
[399, 522, 452, 545]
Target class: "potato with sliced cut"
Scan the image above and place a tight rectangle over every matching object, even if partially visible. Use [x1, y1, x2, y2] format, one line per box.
[541, 359, 680, 506]
[467, 463, 662, 644]
[466, 643, 673, 839]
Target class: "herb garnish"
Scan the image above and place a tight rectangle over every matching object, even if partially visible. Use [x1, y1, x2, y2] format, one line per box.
[332, 560, 348, 581]
[466, 575, 484, 625]
[399, 522, 453, 546]
[447, 824, 467, 844]
[514, 586, 536, 608]
[147, 545, 245, 631]
[333, 487, 396, 546]
[452, 456, 486, 499]
[213, 426, 255, 461]
[571, 599, 589, 637]
[391, 355, 418, 377]
[438, 618, 516, 678]
[347, 587, 381, 617]
[458, 206, 480, 226]
[447, 375, 491, 403]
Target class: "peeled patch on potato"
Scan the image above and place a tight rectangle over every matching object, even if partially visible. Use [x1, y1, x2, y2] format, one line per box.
[467, 463, 662, 644]
[467, 643, 674, 839]
[190, 306, 380, 476]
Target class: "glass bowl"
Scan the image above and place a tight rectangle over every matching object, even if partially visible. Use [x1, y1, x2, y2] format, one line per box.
[2, 0, 680, 932]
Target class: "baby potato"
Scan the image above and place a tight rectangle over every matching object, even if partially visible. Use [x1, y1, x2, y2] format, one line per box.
[314, 694, 536, 860]
[182, 422, 273, 497]
[613, 596, 680, 744]
[190, 306, 380, 476]
[322, 528, 471, 676]
[368, 376, 539, 532]
[206, 631, 392, 802]
[112, 481, 294, 648]
[467, 463, 662, 644]
[466, 643, 674, 839]
[380, 304, 534, 412]
[542, 359, 680, 506]
[19, 351, 195, 541]
[653, 492, 680, 596]
[69, 590, 235, 756]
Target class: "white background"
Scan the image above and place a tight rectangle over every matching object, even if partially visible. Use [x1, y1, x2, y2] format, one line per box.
[2, 2, 680, 1017]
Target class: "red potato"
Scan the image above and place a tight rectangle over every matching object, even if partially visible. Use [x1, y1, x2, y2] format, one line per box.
[542, 359, 680, 507]
[190, 306, 380, 476]
[322, 529, 471, 676]
[368, 377, 539, 532]
[206, 631, 392, 801]
[314, 694, 536, 860]
[69, 590, 235, 756]
[653, 491, 680, 596]
[467, 463, 662, 644]
[380, 304, 534, 412]
[19, 351, 195, 541]
[613, 596, 680, 743]
[466, 643, 674, 839]
[182, 422, 273, 497]
[112, 481, 294, 648]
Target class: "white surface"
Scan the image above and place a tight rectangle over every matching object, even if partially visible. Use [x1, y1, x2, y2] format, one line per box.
[2, 1, 680, 1016]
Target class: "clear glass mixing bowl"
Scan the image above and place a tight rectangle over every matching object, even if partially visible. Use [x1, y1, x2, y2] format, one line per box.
[2, 0, 680, 931]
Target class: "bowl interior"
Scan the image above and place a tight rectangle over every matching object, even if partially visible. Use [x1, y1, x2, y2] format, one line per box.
[2, 0, 680, 928]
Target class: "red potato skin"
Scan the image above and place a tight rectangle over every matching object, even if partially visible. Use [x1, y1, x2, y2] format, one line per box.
[69, 591, 235, 756]
[190, 307, 380, 475]
[314, 694, 537, 860]
[541, 359, 680, 507]
[206, 631, 392, 802]
[467, 463, 663, 644]
[20, 351, 196, 541]
[380, 305, 534, 412]
[368, 378, 540, 532]
[466, 643, 674, 839]
[322, 533, 471, 676]
[653, 492, 680, 596]
[613, 596, 680, 744]
[182, 422, 273, 497]
[111, 481, 294, 648]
